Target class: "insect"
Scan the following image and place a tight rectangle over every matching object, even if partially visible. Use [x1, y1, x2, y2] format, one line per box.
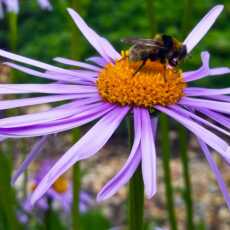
[121, 34, 187, 76]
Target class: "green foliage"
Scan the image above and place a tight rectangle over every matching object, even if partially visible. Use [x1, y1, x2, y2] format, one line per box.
[80, 210, 111, 230]
[0, 151, 21, 230]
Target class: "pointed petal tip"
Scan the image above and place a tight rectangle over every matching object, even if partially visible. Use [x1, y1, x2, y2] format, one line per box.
[11, 175, 17, 186]
[201, 51, 210, 59]
[183, 4, 224, 53]
[67, 8, 74, 13]
[96, 194, 104, 203]
[215, 4, 224, 11]
[145, 190, 156, 199]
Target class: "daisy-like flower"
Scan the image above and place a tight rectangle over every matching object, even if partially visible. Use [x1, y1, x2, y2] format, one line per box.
[0, 5, 229, 207]
[0, 0, 52, 18]
[37, 0, 52, 11]
[22, 159, 93, 213]
[0, 0, 19, 15]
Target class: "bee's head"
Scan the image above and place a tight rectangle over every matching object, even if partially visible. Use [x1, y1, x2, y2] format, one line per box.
[169, 45, 187, 66]
[177, 45, 187, 60]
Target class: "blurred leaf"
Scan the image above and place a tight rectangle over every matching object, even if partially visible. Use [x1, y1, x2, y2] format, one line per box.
[80, 210, 111, 230]
[43, 201, 67, 230]
[0, 151, 21, 230]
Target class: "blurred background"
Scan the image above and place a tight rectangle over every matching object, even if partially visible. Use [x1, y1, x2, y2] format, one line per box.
[0, 0, 229, 229]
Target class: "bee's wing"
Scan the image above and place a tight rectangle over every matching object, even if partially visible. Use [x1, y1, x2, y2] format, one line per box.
[183, 5, 224, 53]
[121, 38, 164, 48]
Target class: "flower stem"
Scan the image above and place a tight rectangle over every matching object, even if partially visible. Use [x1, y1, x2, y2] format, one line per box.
[72, 160, 81, 230]
[71, 129, 81, 230]
[7, 12, 18, 51]
[160, 114, 177, 230]
[180, 0, 194, 228]
[182, 0, 193, 36]
[178, 125, 194, 230]
[69, 1, 82, 229]
[145, 0, 157, 36]
[127, 115, 144, 230]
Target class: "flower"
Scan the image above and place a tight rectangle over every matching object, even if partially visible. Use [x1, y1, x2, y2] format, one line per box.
[22, 159, 93, 213]
[37, 0, 52, 11]
[0, 0, 52, 17]
[0, 5, 229, 207]
[0, 0, 19, 15]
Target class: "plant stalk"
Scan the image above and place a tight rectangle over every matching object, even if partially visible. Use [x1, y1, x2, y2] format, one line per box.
[127, 115, 144, 230]
[160, 114, 177, 230]
[178, 125, 194, 230]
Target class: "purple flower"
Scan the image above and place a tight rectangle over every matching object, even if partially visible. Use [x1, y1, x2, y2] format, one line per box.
[22, 159, 93, 213]
[0, 0, 19, 14]
[0, 0, 52, 17]
[0, 5, 229, 208]
[37, 0, 52, 11]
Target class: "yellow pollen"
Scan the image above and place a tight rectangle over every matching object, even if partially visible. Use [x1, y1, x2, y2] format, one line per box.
[96, 58, 186, 107]
[52, 176, 69, 194]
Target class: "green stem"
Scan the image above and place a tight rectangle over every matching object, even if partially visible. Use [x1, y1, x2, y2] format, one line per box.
[69, 0, 83, 59]
[181, 0, 193, 36]
[160, 114, 177, 230]
[145, 0, 157, 36]
[127, 116, 144, 230]
[68, 1, 82, 229]
[72, 162, 81, 230]
[7, 12, 18, 51]
[71, 129, 81, 230]
[180, 0, 195, 228]
[178, 125, 194, 230]
[44, 198, 53, 230]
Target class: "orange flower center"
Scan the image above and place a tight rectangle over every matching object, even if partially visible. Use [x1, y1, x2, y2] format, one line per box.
[52, 177, 69, 194]
[31, 177, 69, 194]
[96, 58, 186, 108]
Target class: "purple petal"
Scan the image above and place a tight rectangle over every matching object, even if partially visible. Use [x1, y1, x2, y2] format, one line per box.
[86, 56, 108, 67]
[99, 37, 121, 61]
[197, 138, 230, 210]
[37, 0, 52, 11]
[0, 136, 7, 142]
[0, 94, 82, 110]
[5, 62, 97, 84]
[155, 105, 230, 161]
[0, 83, 97, 95]
[140, 109, 157, 198]
[3, 0, 19, 14]
[48, 189, 70, 212]
[97, 107, 142, 201]
[0, 97, 100, 127]
[196, 108, 230, 129]
[179, 97, 230, 115]
[170, 105, 230, 136]
[183, 52, 230, 82]
[0, 49, 77, 75]
[30, 106, 129, 205]
[204, 95, 230, 103]
[54, 57, 101, 72]
[0, 102, 114, 137]
[151, 117, 158, 139]
[12, 135, 48, 184]
[183, 5, 224, 53]
[184, 87, 230, 97]
[67, 9, 120, 62]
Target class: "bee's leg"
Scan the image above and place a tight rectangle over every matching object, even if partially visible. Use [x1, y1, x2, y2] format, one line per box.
[133, 59, 147, 76]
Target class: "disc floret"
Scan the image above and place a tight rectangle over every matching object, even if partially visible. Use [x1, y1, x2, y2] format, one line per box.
[97, 59, 186, 108]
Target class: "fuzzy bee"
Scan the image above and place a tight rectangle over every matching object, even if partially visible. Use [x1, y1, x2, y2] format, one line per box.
[121, 34, 187, 76]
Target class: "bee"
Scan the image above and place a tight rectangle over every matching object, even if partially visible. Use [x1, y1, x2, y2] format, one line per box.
[121, 34, 187, 76]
